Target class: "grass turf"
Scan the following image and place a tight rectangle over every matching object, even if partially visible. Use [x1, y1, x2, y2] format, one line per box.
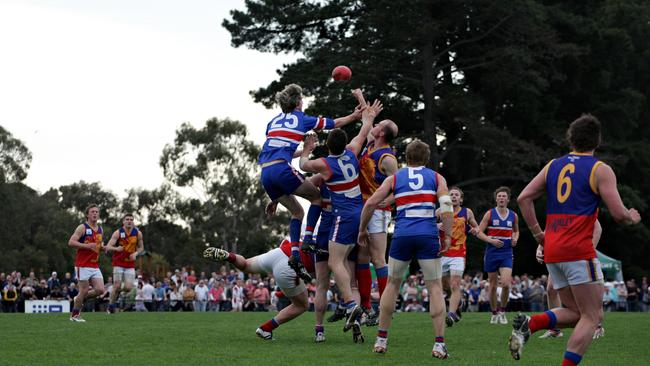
[2, 311, 650, 365]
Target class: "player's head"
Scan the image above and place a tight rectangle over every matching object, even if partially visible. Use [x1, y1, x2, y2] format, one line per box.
[326, 128, 348, 155]
[371, 119, 398, 144]
[449, 186, 463, 207]
[567, 114, 601, 152]
[85, 204, 99, 222]
[276, 84, 303, 113]
[405, 139, 430, 166]
[122, 213, 134, 228]
[493, 186, 511, 207]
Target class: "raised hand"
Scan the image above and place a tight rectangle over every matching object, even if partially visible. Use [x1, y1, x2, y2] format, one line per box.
[303, 132, 318, 153]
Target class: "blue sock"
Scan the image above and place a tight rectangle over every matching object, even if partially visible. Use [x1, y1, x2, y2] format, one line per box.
[563, 351, 582, 365]
[545, 310, 558, 329]
[289, 218, 302, 259]
[303, 204, 321, 242]
[375, 265, 388, 278]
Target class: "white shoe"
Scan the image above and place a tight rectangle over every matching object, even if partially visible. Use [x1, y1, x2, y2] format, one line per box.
[539, 329, 563, 339]
[490, 314, 499, 324]
[204, 247, 229, 261]
[593, 325, 605, 340]
[315, 331, 326, 343]
[69, 314, 86, 322]
[498, 312, 508, 325]
[373, 337, 387, 353]
[432, 342, 449, 359]
[509, 313, 530, 360]
[255, 327, 273, 340]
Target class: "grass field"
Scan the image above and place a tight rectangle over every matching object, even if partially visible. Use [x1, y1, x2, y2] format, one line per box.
[3, 311, 650, 365]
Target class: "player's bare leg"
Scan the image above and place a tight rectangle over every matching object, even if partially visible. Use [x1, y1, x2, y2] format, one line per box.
[374, 273, 403, 353]
[257, 291, 309, 340]
[108, 278, 122, 313]
[488, 271, 499, 324]
[539, 276, 563, 338]
[564, 284, 603, 357]
[367, 232, 387, 326]
[498, 267, 512, 324]
[71, 280, 89, 321]
[445, 273, 463, 326]
[314, 261, 329, 342]
[419, 258, 448, 359]
[328, 242, 363, 333]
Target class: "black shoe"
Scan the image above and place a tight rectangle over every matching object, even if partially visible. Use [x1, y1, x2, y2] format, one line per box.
[365, 308, 379, 327]
[344, 305, 363, 332]
[327, 306, 346, 323]
[352, 321, 364, 343]
[288, 256, 312, 283]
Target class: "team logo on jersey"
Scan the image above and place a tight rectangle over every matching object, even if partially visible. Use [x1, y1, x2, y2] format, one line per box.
[85, 229, 93, 235]
[492, 220, 499, 226]
[507, 221, 512, 227]
[568, 156, 580, 162]
[120, 232, 126, 239]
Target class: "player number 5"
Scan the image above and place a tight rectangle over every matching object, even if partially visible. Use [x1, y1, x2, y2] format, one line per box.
[408, 168, 424, 190]
[557, 163, 575, 203]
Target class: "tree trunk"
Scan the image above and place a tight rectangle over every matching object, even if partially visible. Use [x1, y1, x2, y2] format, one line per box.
[422, 36, 438, 169]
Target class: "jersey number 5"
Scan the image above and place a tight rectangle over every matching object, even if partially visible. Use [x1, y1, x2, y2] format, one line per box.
[557, 163, 575, 203]
[408, 168, 424, 190]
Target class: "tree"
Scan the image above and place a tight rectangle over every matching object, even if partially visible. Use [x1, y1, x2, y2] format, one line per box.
[224, 0, 650, 275]
[56, 181, 120, 228]
[0, 125, 32, 183]
[160, 118, 289, 259]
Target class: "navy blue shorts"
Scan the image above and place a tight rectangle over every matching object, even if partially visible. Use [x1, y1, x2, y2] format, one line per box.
[389, 235, 440, 261]
[329, 214, 360, 245]
[260, 162, 304, 201]
[483, 254, 513, 273]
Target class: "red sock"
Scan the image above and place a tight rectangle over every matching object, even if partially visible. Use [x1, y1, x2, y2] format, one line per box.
[562, 359, 578, 366]
[227, 252, 237, 263]
[260, 318, 279, 332]
[356, 264, 372, 309]
[377, 276, 387, 297]
[529, 311, 556, 334]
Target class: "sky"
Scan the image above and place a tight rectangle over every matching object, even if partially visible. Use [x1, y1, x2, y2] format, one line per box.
[0, 0, 294, 196]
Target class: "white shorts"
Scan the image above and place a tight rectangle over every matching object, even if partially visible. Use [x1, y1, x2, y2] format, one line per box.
[75, 266, 103, 282]
[547, 258, 604, 290]
[113, 266, 136, 285]
[441, 256, 465, 276]
[249, 248, 306, 297]
[388, 257, 441, 281]
[368, 210, 391, 234]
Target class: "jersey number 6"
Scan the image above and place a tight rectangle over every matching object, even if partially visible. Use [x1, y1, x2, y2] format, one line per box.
[557, 163, 575, 203]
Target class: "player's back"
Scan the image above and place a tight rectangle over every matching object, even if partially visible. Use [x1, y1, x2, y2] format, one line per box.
[545, 153, 601, 262]
[323, 149, 363, 216]
[359, 143, 394, 205]
[393, 166, 439, 238]
[259, 111, 332, 164]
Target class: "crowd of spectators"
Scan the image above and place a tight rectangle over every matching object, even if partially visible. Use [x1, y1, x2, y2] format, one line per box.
[2, 268, 650, 314]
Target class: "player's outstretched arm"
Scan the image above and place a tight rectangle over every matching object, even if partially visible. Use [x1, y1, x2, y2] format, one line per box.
[517, 165, 549, 244]
[595, 163, 641, 225]
[358, 176, 393, 246]
[333, 89, 366, 128]
[346, 99, 383, 156]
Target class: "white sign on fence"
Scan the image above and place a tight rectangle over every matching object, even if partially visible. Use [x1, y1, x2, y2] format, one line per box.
[25, 300, 70, 313]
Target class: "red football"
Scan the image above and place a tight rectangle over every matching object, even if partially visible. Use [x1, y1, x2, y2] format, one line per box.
[332, 65, 352, 81]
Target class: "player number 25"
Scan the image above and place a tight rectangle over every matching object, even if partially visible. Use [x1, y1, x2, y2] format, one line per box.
[270, 113, 299, 129]
[557, 163, 575, 203]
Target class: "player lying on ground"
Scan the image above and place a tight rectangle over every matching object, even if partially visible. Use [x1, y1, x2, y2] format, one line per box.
[203, 239, 314, 340]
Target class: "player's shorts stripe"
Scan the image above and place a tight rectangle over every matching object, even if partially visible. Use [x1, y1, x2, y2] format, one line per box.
[587, 259, 596, 281]
[332, 216, 341, 242]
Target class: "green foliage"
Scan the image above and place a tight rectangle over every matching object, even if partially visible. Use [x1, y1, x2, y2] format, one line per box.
[0, 125, 32, 183]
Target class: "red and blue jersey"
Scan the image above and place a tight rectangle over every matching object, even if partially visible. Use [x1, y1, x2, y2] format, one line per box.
[486, 208, 515, 256]
[258, 110, 335, 164]
[392, 166, 439, 238]
[76, 223, 103, 268]
[322, 149, 363, 217]
[544, 153, 602, 262]
[112, 227, 139, 269]
[359, 143, 395, 210]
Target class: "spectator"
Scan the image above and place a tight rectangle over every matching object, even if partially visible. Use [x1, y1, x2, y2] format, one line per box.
[61, 272, 75, 287]
[187, 270, 197, 286]
[209, 282, 224, 312]
[641, 277, 650, 312]
[468, 284, 480, 312]
[478, 282, 491, 312]
[252, 282, 270, 312]
[47, 272, 60, 291]
[616, 282, 628, 311]
[35, 280, 50, 300]
[603, 282, 614, 312]
[135, 282, 147, 312]
[2, 283, 18, 312]
[142, 280, 155, 312]
[231, 279, 244, 312]
[182, 284, 195, 311]
[194, 280, 209, 312]
[154, 282, 165, 311]
[526, 280, 544, 312]
[627, 279, 640, 312]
